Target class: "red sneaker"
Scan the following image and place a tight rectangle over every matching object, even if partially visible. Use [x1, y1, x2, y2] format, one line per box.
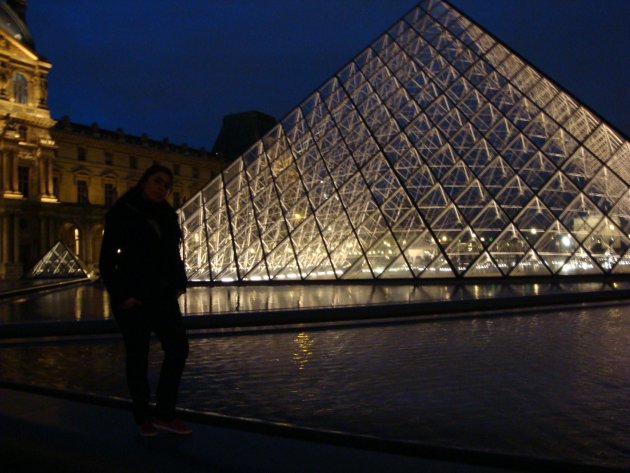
[153, 418, 192, 435]
[138, 421, 158, 437]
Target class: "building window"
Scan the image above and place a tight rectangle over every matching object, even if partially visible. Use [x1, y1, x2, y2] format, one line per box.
[18, 166, 29, 197]
[192, 167, 199, 179]
[104, 152, 113, 166]
[53, 176, 60, 198]
[13, 73, 28, 104]
[104, 183, 117, 207]
[77, 180, 89, 204]
[78, 147, 86, 161]
[173, 163, 180, 175]
[129, 155, 137, 169]
[18, 126, 27, 141]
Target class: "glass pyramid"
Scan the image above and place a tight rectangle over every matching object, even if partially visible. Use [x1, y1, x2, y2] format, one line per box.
[179, 0, 630, 282]
[26, 241, 90, 279]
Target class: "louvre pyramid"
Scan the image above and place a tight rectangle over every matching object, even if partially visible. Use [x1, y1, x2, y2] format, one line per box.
[26, 241, 89, 279]
[179, 0, 630, 282]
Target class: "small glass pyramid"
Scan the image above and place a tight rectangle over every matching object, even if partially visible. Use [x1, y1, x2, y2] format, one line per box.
[26, 241, 89, 279]
[179, 0, 629, 282]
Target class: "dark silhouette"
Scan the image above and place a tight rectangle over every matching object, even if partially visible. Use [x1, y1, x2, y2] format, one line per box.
[99, 164, 191, 436]
[211, 110, 277, 161]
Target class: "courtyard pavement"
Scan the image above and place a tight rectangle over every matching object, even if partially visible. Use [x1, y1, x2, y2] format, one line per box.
[0, 386, 536, 473]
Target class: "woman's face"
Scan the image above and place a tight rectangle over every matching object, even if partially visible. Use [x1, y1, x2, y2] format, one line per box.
[142, 171, 172, 203]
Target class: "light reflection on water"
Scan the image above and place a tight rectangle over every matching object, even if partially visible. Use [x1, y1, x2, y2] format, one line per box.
[1, 303, 629, 468]
[292, 332, 315, 370]
[1, 281, 628, 324]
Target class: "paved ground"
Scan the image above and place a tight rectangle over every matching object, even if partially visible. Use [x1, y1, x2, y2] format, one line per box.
[0, 387, 520, 473]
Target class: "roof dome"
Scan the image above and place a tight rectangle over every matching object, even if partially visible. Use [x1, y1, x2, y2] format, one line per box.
[0, 2, 34, 49]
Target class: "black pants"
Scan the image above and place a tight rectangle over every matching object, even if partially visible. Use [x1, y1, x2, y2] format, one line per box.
[114, 296, 189, 424]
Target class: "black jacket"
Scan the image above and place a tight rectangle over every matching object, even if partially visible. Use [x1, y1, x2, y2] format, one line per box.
[99, 191, 187, 307]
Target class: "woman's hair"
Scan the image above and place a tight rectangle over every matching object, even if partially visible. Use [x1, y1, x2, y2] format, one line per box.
[136, 164, 174, 190]
[115, 164, 175, 205]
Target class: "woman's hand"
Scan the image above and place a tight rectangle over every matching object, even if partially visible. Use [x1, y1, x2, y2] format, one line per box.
[121, 297, 142, 309]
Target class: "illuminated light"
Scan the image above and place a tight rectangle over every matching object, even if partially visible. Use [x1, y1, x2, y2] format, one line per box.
[292, 332, 315, 370]
[561, 236, 571, 247]
[441, 236, 448, 242]
[116, 248, 122, 254]
[74, 228, 80, 256]
[530, 228, 537, 235]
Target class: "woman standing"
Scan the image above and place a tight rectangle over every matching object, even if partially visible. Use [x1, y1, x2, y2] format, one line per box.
[100, 165, 191, 436]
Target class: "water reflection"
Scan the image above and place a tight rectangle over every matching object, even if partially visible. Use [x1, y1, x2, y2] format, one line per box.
[1, 303, 629, 468]
[292, 332, 314, 370]
[181, 280, 630, 315]
[1, 280, 630, 324]
[74, 286, 83, 321]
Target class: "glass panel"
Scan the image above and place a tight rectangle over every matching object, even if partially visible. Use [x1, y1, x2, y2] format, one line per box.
[559, 249, 601, 275]
[561, 147, 602, 189]
[465, 251, 502, 277]
[583, 217, 630, 274]
[606, 143, 630, 185]
[511, 249, 551, 276]
[538, 173, 580, 217]
[494, 175, 534, 218]
[533, 221, 578, 274]
[584, 166, 628, 213]
[513, 197, 556, 246]
[488, 224, 531, 275]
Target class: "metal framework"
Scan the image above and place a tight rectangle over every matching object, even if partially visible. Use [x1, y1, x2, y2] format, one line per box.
[179, 0, 630, 282]
[26, 241, 89, 279]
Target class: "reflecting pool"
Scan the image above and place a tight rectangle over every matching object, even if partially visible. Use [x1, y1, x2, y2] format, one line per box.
[1, 302, 629, 468]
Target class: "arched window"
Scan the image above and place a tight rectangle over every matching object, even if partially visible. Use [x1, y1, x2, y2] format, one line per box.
[13, 73, 28, 104]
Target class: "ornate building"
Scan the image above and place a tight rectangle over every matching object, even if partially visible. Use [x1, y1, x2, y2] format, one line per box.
[0, 1, 224, 278]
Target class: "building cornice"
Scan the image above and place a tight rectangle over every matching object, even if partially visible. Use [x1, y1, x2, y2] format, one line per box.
[52, 116, 221, 161]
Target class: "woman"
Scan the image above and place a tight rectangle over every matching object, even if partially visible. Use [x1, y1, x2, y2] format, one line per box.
[100, 165, 191, 436]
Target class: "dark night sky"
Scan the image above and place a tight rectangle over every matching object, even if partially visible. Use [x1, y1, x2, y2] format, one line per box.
[24, 0, 630, 150]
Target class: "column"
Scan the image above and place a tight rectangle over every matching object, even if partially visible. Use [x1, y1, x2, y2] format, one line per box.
[38, 154, 46, 196]
[84, 225, 92, 266]
[40, 216, 48, 255]
[49, 218, 56, 248]
[12, 214, 19, 264]
[47, 157, 54, 197]
[11, 151, 18, 193]
[0, 215, 6, 263]
[1, 150, 8, 192]
[1, 215, 13, 264]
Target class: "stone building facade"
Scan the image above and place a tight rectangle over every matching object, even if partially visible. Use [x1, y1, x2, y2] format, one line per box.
[0, 1, 224, 278]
